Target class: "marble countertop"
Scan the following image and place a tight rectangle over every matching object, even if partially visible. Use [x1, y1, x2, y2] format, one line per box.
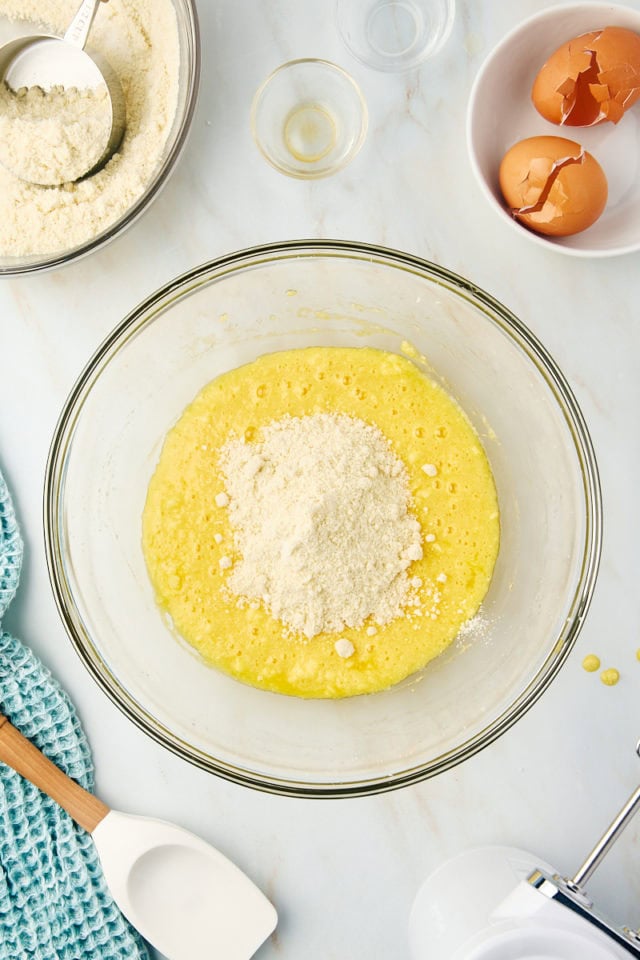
[2, 1, 640, 957]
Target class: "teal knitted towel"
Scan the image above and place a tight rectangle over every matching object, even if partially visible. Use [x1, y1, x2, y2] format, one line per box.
[0, 469, 150, 960]
[0, 471, 22, 623]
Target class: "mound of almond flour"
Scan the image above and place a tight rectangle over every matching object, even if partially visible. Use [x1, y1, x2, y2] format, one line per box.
[0, 82, 113, 186]
[218, 413, 424, 640]
[0, 0, 180, 257]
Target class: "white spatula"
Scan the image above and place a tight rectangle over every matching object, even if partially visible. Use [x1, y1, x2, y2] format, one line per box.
[0, 713, 277, 960]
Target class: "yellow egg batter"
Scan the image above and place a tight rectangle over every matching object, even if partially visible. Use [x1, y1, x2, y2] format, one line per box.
[142, 347, 500, 698]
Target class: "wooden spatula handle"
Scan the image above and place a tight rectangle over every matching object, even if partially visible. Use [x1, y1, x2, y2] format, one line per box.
[0, 714, 109, 833]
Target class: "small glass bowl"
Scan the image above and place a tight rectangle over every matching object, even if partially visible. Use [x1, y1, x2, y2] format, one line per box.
[250, 59, 368, 179]
[336, 0, 455, 72]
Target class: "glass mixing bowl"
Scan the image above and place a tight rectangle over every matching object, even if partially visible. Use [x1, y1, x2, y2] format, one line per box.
[0, 0, 200, 276]
[45, 241, 601, 797]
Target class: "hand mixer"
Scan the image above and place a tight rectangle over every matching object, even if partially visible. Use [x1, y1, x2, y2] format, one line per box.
[410, 743, 640, 960]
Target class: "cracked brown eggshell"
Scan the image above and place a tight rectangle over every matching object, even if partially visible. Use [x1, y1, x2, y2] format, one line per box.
[499, 136, 608, 237]
[532, 27, 640, 126]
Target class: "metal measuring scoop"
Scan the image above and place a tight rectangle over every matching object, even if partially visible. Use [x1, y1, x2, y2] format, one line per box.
[0, 0, 125, 186]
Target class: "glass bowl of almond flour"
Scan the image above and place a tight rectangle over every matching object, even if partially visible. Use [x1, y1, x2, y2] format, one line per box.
[0, 0, 199, 275]
[45, 241, 602, 797]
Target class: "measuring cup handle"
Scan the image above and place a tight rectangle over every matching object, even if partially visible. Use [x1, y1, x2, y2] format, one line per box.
[64, 0, 108, 50]
[0, 714, 109, 833]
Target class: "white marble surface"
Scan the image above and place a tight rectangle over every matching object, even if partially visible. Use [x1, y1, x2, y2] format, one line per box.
[2, 0, 640, 957]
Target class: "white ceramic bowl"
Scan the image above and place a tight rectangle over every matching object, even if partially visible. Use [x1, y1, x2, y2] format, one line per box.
[467, 3, 640, 258]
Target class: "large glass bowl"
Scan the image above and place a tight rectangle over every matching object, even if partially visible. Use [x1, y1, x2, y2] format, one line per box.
[0, 0, 200, 276]
[45, 241, 601, 797]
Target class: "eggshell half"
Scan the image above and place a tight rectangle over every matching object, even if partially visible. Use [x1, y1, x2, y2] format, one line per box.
[499, 136, 608, 237]
[532, 26, 640, 126]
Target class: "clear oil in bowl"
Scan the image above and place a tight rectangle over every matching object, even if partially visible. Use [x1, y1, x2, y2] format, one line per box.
[283, 102, 338, 163]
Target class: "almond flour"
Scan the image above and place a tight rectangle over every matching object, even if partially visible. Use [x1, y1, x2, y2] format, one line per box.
[0, 82, 112, 185]
[218, 413, 424, 639]
[0, 0, 180, 257]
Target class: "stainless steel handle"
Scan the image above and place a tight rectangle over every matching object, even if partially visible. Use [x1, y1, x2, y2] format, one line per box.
[571, 740, 640, 888]
[64, 0, 107, 50]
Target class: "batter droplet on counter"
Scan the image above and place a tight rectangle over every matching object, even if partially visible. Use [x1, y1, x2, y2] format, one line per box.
[582, 654, 600, 673]
[600, 668, 620, 687]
